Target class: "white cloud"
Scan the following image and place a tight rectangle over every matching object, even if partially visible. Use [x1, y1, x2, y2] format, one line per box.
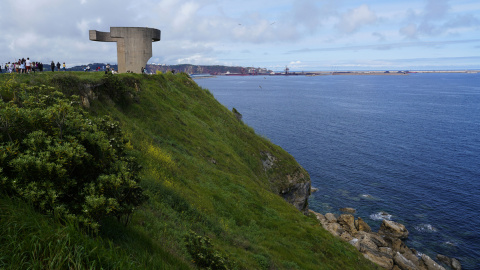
[0, 0, 479, 70]
[400, 23, 419, 39]
[336, 4, 378, 33]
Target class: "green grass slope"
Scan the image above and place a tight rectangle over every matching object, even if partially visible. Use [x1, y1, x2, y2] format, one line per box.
[0, 72, 378, 269]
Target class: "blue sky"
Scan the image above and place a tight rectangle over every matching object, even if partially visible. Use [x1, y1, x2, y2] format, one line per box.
[0, 0, 479, 71]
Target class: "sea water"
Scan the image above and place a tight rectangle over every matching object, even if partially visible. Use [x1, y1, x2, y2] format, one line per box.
[195, 73, 480, 269]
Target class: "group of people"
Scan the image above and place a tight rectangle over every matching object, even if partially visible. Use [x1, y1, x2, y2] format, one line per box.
[0, 58, 66, 74]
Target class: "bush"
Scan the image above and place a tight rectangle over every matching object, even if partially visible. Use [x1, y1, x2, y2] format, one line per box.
[0, 84, 146, 231]
[96, 73, 139, 106]
[184, 230, 233, 269]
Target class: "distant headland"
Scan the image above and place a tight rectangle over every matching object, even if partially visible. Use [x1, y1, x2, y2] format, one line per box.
[65, 63, 479, 76]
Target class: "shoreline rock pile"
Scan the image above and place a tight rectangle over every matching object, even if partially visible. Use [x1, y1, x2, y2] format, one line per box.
[310, 210, 461, 270]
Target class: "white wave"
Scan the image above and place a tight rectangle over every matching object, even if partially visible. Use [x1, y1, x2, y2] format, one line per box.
[444, 241, 457, 247]
[414, 224, 438, 233]
[369, 211, 392, 221]
[361, 194, 374, 199]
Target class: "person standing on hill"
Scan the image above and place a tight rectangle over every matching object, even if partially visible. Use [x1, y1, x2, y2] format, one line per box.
[26, 58, 31, 73]
[63, 62, 66, 71]
[20, 60, 26, 74]
[51, 61, 55, 72]
[56, 62, 61, 71]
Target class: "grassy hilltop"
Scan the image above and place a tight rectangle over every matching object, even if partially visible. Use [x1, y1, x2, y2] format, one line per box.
[0, 72, 378, 269]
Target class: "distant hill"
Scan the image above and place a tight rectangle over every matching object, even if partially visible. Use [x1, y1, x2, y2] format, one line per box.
[67, 63, 272, 74]
[147, 64, 272, 75]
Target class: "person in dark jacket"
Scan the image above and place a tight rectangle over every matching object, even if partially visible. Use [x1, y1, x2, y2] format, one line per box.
[51, 61, 55, 72]
[56, 62, 61, 71]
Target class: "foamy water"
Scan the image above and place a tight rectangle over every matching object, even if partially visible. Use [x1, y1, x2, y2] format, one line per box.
[369, 211, 392, 221]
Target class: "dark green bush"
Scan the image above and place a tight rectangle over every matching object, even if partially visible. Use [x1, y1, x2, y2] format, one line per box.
[0, 84, 146, 231]
[184, 230, 233, 270]
[97, 73, 139, 106]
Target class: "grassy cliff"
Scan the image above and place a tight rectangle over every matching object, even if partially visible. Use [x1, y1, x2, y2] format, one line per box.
[0, 72, 378, 269]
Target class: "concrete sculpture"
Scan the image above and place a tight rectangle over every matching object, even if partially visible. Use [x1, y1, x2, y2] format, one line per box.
[89, 27, 161, 73]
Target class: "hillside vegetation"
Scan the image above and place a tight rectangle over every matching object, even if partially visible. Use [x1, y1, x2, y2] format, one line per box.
[0, 72, 378, 269]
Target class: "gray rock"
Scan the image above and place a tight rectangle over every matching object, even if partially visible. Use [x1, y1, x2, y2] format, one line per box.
[436, 254, 461, 270]
[324, 222, 344, 236]
[279, 170, 311, 214]
[379, 247, 394, 257]
[340, 231, 354, 242]
[451, 258, 462, 270]
[421, 254, 446, 270]
[394, 252, 418, 270]
[340, 207, 356, 214]
[379, 220, 409, 239]
[338, 214, 357, 235]
[261, 151, 276, 170]
[355, 217, 372, 232]
[356, 232, 386, 252]
[349, 238, 360, 250]
[362, 248, 394, 269]
[325, 213, 337, 223]
[309, 210, 326, 224]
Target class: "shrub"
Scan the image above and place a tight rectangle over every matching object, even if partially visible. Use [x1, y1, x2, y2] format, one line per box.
[184, 230, 233, 269]
[96, 73, 139, 106]
[0, 84, 146, 231]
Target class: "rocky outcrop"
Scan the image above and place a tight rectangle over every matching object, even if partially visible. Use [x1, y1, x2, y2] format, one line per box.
[261, 151, 311, 214]
[436, 255, 461, 270]
[340, 207, 356, 214]
[310, 209, 459, 270]
[379, 220, 409, 239]
[355, 217, 372, 233]
[279, 179, 310, 214]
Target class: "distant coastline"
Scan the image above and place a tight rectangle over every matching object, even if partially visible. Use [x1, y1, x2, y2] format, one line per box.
[63, 62, 480, 76]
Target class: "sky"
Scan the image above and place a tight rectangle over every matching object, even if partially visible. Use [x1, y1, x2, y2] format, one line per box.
[0, 0, 479, 71]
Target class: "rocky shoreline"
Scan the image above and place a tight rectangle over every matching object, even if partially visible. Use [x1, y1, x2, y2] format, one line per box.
[310, 209, 462, 270]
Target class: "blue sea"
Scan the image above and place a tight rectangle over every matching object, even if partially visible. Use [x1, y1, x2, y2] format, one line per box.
[195, 73, 480, 269]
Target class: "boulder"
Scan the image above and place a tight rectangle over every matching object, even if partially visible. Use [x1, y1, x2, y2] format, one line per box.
[385, 237, 410, 254]
[451, 258, 462, 270]
[325, 213, 337, 223]
[394, 252, 418, 270]
[356, 232, 385, 252]
[436, 254, 461, 270]
[421, 254, 446, 270]
[340, 207, 356, 214]
[309, 210, 326, 224]
[340, 231, 354, 242]
[349, 238, 360, 250]
[402, 249, 421, 268]
[324, 222, 344, 236]
[311, 187, 319, 193]
[379, 247, 394, 257]
[362, 248, 394, 269]
[355, 217, 372, 233]
[379, 220, 409, 239]
[338, 214, 357, 235]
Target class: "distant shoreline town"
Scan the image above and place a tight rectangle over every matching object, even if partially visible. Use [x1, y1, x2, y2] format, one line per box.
[2, 62, 478, 76]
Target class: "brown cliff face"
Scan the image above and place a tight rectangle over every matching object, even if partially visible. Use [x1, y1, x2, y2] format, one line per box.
[261, 151, 311, 214]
